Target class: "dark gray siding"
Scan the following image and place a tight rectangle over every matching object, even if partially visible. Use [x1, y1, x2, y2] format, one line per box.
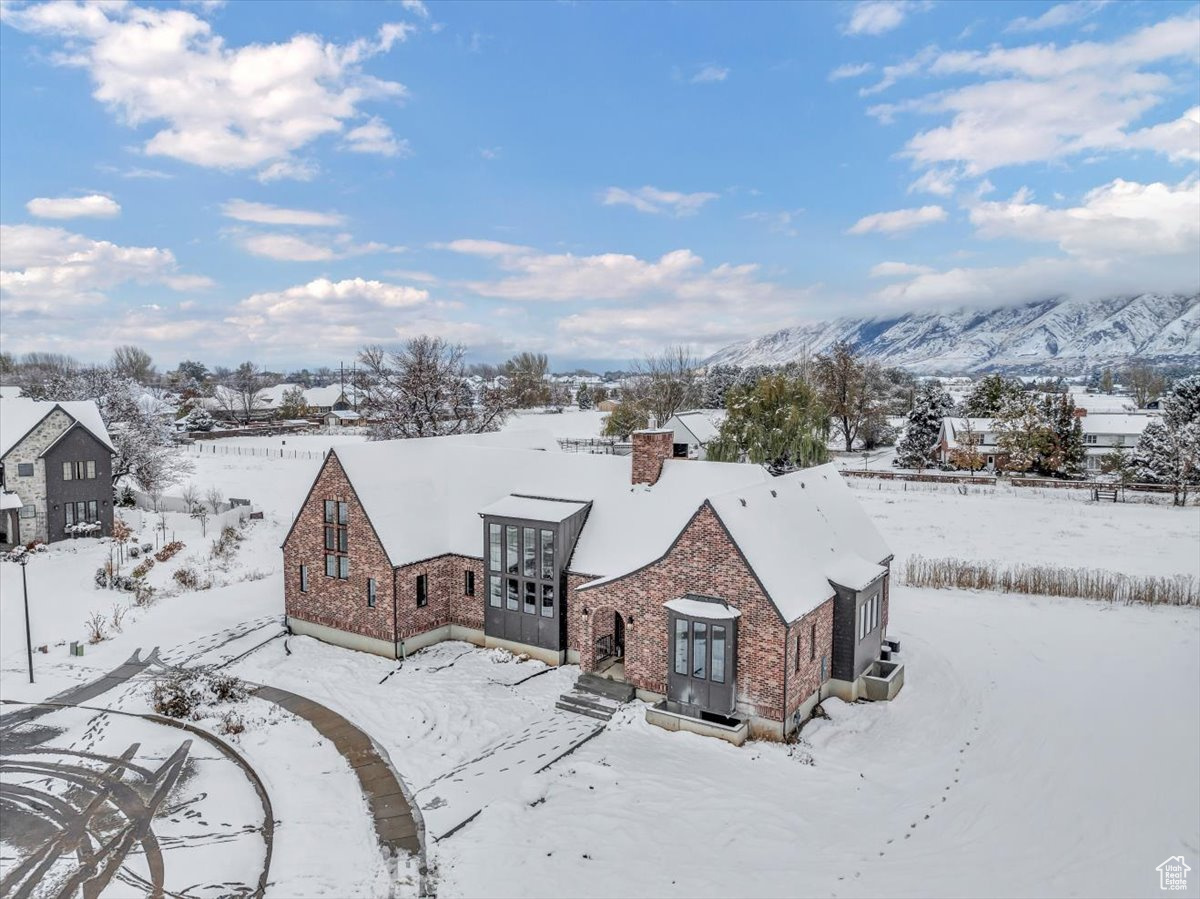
[43, 425, 113, 542]
[830, 574, 886, 682]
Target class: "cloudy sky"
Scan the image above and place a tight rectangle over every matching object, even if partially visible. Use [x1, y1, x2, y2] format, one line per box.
[1, 0, 1197, 370]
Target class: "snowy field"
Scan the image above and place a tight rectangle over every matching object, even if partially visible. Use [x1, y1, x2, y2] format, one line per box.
[1, 448, 1197, 898]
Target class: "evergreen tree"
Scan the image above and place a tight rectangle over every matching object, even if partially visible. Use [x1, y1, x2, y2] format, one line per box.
[702, 364, 740, 409]
[277, 385, 309, 419]
[1163, 374, 1200, 430]
[576, 383, 594, 410]
[184, 406, 216, 432]
[895, 382, 954, 470]
[706, 373, 829, 474]
[1131, 419, 1200, 506]
[962, 374, 1026, 418]
[993, 397, 1054, 474]
[1100, 368, 1115, 394]
[1043, 391, 1085, 477]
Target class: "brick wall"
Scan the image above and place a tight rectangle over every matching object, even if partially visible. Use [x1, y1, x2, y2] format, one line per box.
[631, 429, 673, 485]
[576, 502, 793, 723]
[392, 553, 486, 640]
[784, 598, 834, 719]
[283, 453, 399, 645]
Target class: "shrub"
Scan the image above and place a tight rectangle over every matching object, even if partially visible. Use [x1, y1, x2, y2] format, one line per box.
[133, 583, 157, 607]
[152, 671, 200, 718]
[218, 710, 246, 736]
[94, 567, 109, 588]
[25, 539, 44, 552]
[128, 544, 141, 559]
[209, 672, 248, 703]
[131, 558, 155, 579]
[155, 540, 185, 563]
[110, 602, 127, 633]
[903, 555, 1198, 606]
[142, 542, 153, 554]
[151, 668, 249, 723]
[210, 525, 242, 561]
[173, 566, 201, 589]
[85, 611, 107, 644]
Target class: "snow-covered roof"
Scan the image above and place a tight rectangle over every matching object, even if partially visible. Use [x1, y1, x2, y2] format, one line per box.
[1080, 414, 1154, 437]
[1072, 393, 1136, 413]
[667, 410, 726, 445]
[478, 495, 590, 522]
[825, 554, 887, 592]
[664, 596, 742, 620]
[329, 430, 771, 581]
[0, 399, 114, 457]
[0, 491, 23, 510]
[326, 409, 361, 421]
[0, 386, 22, 400]
[706, 464, 892, 621]
[940, 417, 997, 449]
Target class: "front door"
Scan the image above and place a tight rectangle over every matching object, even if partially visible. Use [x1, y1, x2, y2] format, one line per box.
[614, 614, 625, 658]
[667, 613, 736, 716]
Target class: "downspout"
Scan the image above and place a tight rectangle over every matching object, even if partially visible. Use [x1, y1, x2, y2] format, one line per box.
[782, 623, 789, 741]
[392, 567, 400, 662]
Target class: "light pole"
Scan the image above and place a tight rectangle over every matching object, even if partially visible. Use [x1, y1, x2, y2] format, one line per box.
[18, 554, 33, 683]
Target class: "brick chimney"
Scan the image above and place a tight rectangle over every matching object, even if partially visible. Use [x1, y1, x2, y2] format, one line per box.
[1074, 407, 1087, 418]
[631, 426, 674, 486]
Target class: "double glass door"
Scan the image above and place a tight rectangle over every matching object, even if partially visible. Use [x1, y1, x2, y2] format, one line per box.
[667, 613, 736, 715]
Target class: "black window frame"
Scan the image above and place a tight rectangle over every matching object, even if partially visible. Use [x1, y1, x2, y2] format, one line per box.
[464, 569, 475, 596]
[323, 498, 350, 579]
[416, 573, 428, 608]
[300, 564, 308, 593]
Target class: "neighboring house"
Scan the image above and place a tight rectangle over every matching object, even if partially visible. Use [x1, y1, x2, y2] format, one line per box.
[0, 399, 115, 546]
[323, 409, 362, 428]
[259, 383, 353, 416]
[283, 427, 897, 741]
[935, 417, 1002, 469]
[663, 409, 727, 460]
[936, 413, 1156, 473]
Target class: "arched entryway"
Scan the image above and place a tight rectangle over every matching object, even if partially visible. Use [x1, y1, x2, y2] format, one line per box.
[582, 606, 628, 682]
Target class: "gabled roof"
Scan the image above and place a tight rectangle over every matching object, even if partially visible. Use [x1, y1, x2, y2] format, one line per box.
[1079, 413, 1155, 437]
[0, 399, 114, 458]
[667, 409, 726, 445]
[326, 430, 772, 577]
[707, 464, 891, 621]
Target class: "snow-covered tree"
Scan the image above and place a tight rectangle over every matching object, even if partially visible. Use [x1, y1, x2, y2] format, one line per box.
[184, 406, 215, 431]
[895, 382, 954, 470]
[276, 386, 309, 420]
[503, 352, 551, 408]
[702, 364, 740, 409]
[813, 341, 888, 452]
[1131, 419, 1200, 506]
[1042, 391, 1085, 478]
[948, 419, 985, 472]
[962, 374, 1026, 418]
[993, 397, 1054, 474]
[358, 337, 509, 439]
[576, 383, 594, 410]
[706, 373, 829, 474]
[1163, 374, 1200, 430]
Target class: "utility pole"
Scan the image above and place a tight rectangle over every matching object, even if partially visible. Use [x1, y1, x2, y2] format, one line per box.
[19, 555, 33, 683]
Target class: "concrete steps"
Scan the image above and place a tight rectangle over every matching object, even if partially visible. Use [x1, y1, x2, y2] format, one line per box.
[556, 672, 635, 722]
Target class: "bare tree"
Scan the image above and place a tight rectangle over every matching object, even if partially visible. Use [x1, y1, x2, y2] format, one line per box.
[112, 345, 155, 384]
[627, 346, 702, 425]
[204, 486, 225, 515]
[358, 337, 510, 439]
[179, 482, 201, 511]
[1125, 364, 1166, 408]
[503, 352, 551, 408]
[813, 341, 888, 453]
[216, 362, 268, 424]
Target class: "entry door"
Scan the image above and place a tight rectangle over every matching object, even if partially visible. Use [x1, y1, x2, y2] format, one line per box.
[667, 614, 736, 715]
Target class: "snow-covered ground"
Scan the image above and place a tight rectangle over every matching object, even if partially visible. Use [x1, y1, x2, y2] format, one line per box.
[2, 446, 1197, 898]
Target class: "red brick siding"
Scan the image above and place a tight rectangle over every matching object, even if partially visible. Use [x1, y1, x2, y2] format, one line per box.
[283, 454, 397, 643]
[392, 554, 487, 640]
[784, 598, 834, 719]
[577, 503, 791, 722]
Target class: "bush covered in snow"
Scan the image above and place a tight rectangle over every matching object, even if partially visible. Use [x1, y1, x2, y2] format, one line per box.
[131, 558, 155, 578]
[155, 540, 185, 562]
[151, 668, 249, 722]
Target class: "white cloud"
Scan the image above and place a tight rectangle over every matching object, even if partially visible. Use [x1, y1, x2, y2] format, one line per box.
[869, 261, 935, 278]
[1007, 1, 1109, 34]
[847, 205, 947, 235]
[238, 232, 402, 262]
[866, 13, 1200, 181]
[843, 1, 929, 37]
[601, 185, 719, 217]
[0, 224, 210, 314]
[742, 209, 803, 237]
[221, 199, 345, 227]
[431, 239, 533, 257]
[690, 65, 730, 84]
[227, 277, 430, 348]
[829, 62, 873, 81]
[256, 159, 320, 184]
[343, 117, 412, 157]
[2, 3, 411, 179]
[968, 177, 1200, 257]
[26, 194, 121, 219]
[400, 1, 430, 19]
[480, 146, 502, 160]
[907, 167, 962, 197]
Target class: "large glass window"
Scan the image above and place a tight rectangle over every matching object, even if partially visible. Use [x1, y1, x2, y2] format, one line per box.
[65, 503, 75, 527]
[523, 527, 536, 577]
[523, 580, 536, 614]
[325, 498, 349, 578]
[692, 622, 707, 680]
[711, 626, 726, 684]
[540, 530, 554, 579]
[87, 500, 97, 521]
[506, 577, 519, 610]
[489, 575, 502, 608]
[506, 526, 518, 574]
[674, 619, 689, 675]
[489, 524, 501, 570]
[62, 461, 73, 481]
[540, 584, 554, 618]
[324, 500, 335, 523]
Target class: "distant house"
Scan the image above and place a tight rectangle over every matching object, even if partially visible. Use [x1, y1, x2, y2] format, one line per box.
[258, 383, 353, 417]
[1080, 413, 1154, 472]
[0, 399, 115, 546]
[663, 409, 727, 460]
[282, 427, 898, 742]
[323, 409, 362, 428]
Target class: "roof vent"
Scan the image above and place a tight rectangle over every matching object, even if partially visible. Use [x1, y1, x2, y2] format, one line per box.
[739, 497, 747, 507]
[770, 489, 777, 498]
[648, 415, 658, 429]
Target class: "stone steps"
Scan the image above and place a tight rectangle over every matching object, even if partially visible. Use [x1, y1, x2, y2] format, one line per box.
[555, 695, 615, 721]
[575, 672, 635, 703]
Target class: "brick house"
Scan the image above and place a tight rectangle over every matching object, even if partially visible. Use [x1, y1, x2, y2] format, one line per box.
[0, 399, 115, 546]
[283, 427, 898, 740]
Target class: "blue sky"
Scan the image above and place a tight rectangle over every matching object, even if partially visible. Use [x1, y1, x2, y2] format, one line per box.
[1, 0, 1197, 371]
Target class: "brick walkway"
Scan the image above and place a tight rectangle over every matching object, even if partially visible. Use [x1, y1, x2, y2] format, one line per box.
[251, 685, 423, 859]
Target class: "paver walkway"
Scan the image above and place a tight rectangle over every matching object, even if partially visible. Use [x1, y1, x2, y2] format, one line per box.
[251, 684, 424, 859]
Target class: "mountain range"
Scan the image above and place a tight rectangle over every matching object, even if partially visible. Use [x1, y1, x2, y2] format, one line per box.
[705, 294, 1200, 374]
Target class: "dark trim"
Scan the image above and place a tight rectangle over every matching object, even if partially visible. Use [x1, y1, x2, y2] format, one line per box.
[37, 419, 114, 459]
[3, 403, 110, 461]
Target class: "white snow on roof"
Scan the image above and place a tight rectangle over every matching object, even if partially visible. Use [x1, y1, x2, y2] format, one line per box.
[0, 399, 113, 457]
[0, 386, 22, 400]
[1080, 414, 1154, 436]
[327, 410, 361, 421]
[664, 596, 742, 619]
[825, 554, 887, 592]
[478, 495, 590, 522]
[0, 491, 22, 510]
[330, 431, 771, 578]
[707, 464, 891, 621]
[668, 410, 726, 445]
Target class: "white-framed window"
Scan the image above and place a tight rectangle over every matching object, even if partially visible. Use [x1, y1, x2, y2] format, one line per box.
[1085, 434, 1098, 445]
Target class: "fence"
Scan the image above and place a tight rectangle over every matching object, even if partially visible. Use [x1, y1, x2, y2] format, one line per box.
[840, 469, 998, 486]
[126, 489, 251, 531]
[187, 443, 328, 461]
[1007, 476, 1173, 494]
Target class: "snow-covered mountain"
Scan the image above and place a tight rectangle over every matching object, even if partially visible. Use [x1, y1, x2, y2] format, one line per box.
[705, 294, 1200, 374]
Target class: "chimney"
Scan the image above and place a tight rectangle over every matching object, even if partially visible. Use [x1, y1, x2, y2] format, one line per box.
[632, 425, 673, 486]
[1074, 407, 1087, 418]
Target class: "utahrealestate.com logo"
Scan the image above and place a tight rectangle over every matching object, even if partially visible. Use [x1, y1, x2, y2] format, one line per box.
[1157, 856, 1190, 891]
